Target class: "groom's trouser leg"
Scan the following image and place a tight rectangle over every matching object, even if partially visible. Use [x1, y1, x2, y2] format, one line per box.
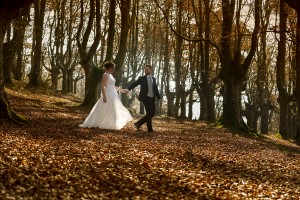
[137, 97, 155, 131]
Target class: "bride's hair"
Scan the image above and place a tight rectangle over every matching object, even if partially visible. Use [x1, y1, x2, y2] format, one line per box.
[104, 61, 115, 69]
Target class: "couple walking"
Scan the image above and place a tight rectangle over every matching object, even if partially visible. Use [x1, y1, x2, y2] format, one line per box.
[80, 61, 161, 132]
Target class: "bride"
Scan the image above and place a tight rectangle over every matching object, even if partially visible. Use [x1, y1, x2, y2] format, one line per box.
[79, 61, 132, 130]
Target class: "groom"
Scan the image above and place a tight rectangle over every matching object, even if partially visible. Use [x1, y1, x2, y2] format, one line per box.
[124, 64, 161, 132]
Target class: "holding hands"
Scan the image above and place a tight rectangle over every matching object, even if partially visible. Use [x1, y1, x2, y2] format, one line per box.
[116, 86, 129, 94]
[122, 89, 129, 94]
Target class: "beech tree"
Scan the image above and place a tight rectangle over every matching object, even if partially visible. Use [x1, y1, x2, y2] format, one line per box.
[104, 0, 116, 62]
[0, 0, 35, 124]
[28, 0, 46, 87]
[276, 0, 291, 138]
[192, 0, 216, 122]
[3, 7, 30, 85]
[46, 0, 79, 92]
[283, 0, 300, 140]
[12, 11, 30, 81]
[76, 0, 102, 107]
[112, 0, 131, 84]
[255, 0, 273, 134]
[161, 3, 175, 117]
[243, 1, 276, 134]
[217, 0, 260, 132]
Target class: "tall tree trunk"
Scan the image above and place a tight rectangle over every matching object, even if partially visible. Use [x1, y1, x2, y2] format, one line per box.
[196, 0, 206, 121]
[180, 83, 186, 118]
[13, 12, 30, 81]
[187, 41, 196, 120]
[113, 0, 131, 84]
[284, 0, 300, 142]
[0, 17, 27, 125]
[59, 0, 67, 92]
[104, 0, 116, 62]
[46, 6, 59, 90]
[203, 0, 215, 122]
[219, 0, 239, 126]
[28, 0, 46, 87]
[174, 0, 183, 117]
[58, 0, 77, 93]
[295, 11, 300, 140]
[0, 0, 34, 125]
[3, 35, 15, 85]
[0, 16, 9, 102]
[77, 0, 102, 107]
[188, 90, 193, 119]
[219, 0, 260, 132]
[122, 0, 139, 108]
[162, 6, 175, 117]
[277, 0, 292, 139]
[256, 1, 272, 134]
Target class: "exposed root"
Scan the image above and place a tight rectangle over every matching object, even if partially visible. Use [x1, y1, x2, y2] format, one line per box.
[0, 96, 28, 125]
[212, 115, 260, 137]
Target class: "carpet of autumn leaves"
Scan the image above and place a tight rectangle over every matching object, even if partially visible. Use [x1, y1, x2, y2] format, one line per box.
[1, 84, 300, 199]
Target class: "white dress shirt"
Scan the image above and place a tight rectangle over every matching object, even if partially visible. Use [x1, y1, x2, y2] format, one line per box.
[147, 76, 154, 97]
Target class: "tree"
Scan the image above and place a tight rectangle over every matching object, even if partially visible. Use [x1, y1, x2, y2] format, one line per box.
[256, 0, 273, 134]
[12, 11, 30, 81]
[283, 0, 300, 141]
[104, 0, 116, 62]
[197, 0, 216, 122]
[173, 0, 185, 118]
[3, 24, 16, 85]
[160, 2, 175, 117]
[47, 0, 79, 92]
[122, 0, 140, 110]
[243, 0, 275, 134]
[28, 0, 46, 87]
[0, 0, 36, 124]
[276, 0, 295, 138]
[77, 0, 102, 107]
[217, 0, 260, 132]
[154, 0, 220, 121]
[113, 0, 132, 84]
[46, 1, 63, 90]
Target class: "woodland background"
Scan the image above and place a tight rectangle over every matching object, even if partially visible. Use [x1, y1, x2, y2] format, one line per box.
[0, 0, 300, 199]
[1, 1, 300, 140]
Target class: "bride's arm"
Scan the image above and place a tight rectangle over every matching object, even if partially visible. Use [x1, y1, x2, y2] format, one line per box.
[101, 74, 108, 102]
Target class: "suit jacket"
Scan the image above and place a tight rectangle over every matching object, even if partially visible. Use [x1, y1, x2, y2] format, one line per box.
[127, 75, 161, 102]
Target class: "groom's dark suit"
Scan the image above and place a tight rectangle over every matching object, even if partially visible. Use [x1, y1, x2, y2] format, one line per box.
[127, 75, 160, 132]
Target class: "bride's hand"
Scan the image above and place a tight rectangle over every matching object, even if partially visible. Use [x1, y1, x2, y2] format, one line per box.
[116, 86, 122, 92]
[103, 96, 107, 103]
[120, 89, 125, 93]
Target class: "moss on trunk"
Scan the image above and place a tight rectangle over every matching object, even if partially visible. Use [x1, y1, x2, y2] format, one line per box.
[0, 95, 28, 125]
[213, 115, 258, 137]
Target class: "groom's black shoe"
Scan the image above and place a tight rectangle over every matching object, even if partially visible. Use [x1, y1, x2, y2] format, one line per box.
[134, 122, 140, 131]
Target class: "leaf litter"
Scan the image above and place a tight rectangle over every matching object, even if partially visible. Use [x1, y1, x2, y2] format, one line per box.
[0, 86, 299, 199]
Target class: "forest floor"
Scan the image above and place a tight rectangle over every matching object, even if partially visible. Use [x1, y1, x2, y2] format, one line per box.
[1, 83, 300, 199]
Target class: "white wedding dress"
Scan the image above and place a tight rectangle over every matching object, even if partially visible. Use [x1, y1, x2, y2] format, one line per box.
[80, 73, 133, 130]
